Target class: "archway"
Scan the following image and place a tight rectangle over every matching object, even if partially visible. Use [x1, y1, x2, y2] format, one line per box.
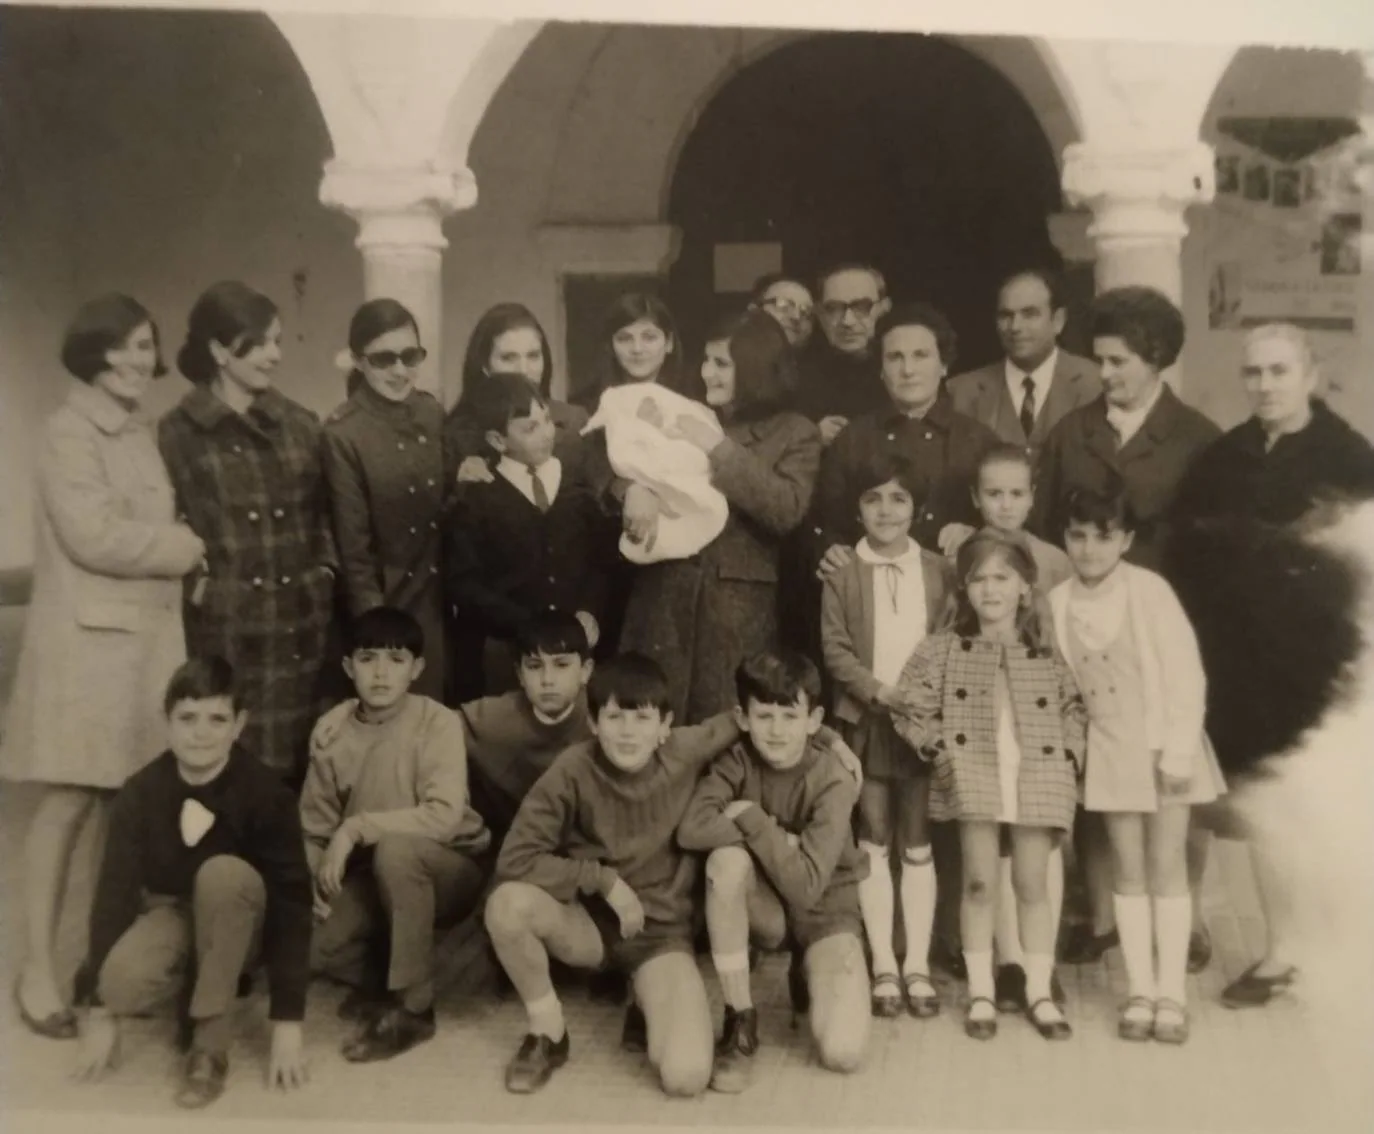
[665, 32, 1071, 370]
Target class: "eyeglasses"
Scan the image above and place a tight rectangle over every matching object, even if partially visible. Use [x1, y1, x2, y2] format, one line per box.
[762, 296, 814, 321]
[363, 347, 428, 369]
[820, 298, 879, 321]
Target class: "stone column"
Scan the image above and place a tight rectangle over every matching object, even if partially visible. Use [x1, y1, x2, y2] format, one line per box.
[1060, 142, 1216, 306]
[319, 162, 477, 401]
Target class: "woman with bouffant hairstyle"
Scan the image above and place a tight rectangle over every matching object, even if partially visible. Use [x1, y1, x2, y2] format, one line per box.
[157, 281, 339, 783]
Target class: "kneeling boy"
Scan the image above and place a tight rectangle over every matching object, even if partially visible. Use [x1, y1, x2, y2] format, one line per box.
[302, 607, 491, 1062]
[71, 657, 312, 1110]
[678, 651, 871, 1092]
[484, 652, 738, 1098]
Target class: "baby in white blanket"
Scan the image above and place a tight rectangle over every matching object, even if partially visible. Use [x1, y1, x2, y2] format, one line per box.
[582, 381, 729, 564]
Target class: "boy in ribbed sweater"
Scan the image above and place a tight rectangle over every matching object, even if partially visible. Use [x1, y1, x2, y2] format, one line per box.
[484, 652, 736, 1098]
[679, 652, 870, 1092]
[302, 607, 491, 1063]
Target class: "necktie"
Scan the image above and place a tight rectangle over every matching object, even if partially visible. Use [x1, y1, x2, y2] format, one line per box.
[1019, 375, 1037, 440]
[529, 466, 550, 513]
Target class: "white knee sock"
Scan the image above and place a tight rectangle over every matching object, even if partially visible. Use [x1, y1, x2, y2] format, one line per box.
[1024, 953, 1056, 1009]
[858, 842, 897, 976]
[993, 855, 1024, 968]
[899, 849, 937, 978]
[1153, 895, 1192, 1005]
[1112, 893, 1156, 1001]
[1048, 845, 1065, 951]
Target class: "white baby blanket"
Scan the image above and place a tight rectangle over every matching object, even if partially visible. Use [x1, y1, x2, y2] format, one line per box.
[582, 381, 729, 564]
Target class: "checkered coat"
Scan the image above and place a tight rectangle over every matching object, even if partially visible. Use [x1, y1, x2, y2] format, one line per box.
[890, 631, 1087, 829]
[158, 387, 339, 778]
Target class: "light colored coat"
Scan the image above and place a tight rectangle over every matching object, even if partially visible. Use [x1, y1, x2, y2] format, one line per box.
[1, 383, 202, 788]
[946, 350, 1100, 451]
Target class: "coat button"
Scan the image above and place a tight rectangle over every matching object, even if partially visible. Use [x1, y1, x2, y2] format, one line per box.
[248, 510, 259, 521]
[409, 485, 417, 494]
[232, 445, 242, 454]
[429, 521, 438, 530]
[955, 688, 967, 700]
[1042, 745, 1054, 755]
[273, 508, 284, 519]
[397, 442, 406, 451]
[417, 434, 427, 445]
[1037, 697, 1048, 708]
[427, 478, 436, 487]
[410, 526, 418, 534]
[252, 577, 263, 587]
[924, 431, 933, 441]
[925, 512, 935, 522]
[955, 733, 966, 745]
[886, 433, 895, 442]
[280, 575, 291, 585]
[430, 566, 438, 575]
[960, 639, 972, 651]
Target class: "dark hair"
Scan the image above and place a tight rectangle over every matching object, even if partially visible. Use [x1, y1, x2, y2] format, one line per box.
[163, 655, 243, 714]
[61, 294, 167, 384]
[593, 291, 683, 396]
[1090, 286, 1185, 372]
[951, 528, 1043, 647]
[470, 371, 547, 437]
[458, 303, 554, 411]
[1061, 481, 1138, 535]
[815, 263, 887, 300]
[515, 609, 592, 662]
[345, 298, 420, 397]
[586, 652, 671, 718]
[975, 443, 1037, 488]
[177, 281, 279, 385]
[735, 650, 822, 711]
[876, 301, 959, 371]
[851, 451, 924, 509]
[703, 308, 796, 421]
[997, 266, 1066, 312]
[346, 606, 425, 656]
[750, 272, 813, 305]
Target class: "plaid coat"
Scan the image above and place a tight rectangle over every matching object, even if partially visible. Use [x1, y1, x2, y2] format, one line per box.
[891, 630, 1087, 829]
[158, 387, 339, 778]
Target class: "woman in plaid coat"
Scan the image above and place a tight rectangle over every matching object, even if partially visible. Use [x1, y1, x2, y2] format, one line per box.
[892, 529, 1086, 1043]
[158, 281, 339, 782]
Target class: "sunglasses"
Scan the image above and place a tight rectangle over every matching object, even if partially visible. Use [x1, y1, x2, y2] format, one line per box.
[820, 298, 879, 321]
[362, 346, 428, 369]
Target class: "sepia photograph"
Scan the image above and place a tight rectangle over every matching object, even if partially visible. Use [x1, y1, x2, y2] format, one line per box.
[0, 1, 1372, 1132]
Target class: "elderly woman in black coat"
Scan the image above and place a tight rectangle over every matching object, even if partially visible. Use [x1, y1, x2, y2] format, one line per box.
[1166, 322, 1374, 1009]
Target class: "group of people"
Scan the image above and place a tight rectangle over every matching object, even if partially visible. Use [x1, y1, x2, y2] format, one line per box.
[3, 260, 1373, 1110]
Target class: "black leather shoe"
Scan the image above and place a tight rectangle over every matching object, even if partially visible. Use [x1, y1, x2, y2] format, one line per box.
[342, 1005, 437, 1063]
[710, 1007, 759, 1093]
[621, 1002, 647, 1053]
[1062, 925, 1120, 964]
[174, 1049, 229, 1109]
[964, 997, 998, 1041]
[505, 1032, 570, 1094]
[337, 988, 388, 1023]
[931, 941, 967, 980]
[994, 964, 1026, 1013]
[1187, 926, 1213, 974]
[12, 978, 77, 1041]
[1026, 997, 1073, 1041]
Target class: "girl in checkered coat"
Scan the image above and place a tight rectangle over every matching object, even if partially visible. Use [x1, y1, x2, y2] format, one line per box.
[891, 528, 1086, 1042]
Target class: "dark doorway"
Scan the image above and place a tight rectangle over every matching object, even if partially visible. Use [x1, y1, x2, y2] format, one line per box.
[666, 32, 1070, 372]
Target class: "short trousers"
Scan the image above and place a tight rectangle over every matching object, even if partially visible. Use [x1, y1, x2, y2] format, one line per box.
[579, 896, 694, 975]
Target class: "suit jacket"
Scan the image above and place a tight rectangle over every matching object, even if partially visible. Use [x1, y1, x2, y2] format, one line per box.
[946, 350, 1101, 450]
[1031, 387, 1221, 572]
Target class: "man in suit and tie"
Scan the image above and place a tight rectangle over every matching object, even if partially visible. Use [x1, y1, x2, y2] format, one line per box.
[946, 267, 1100, 451]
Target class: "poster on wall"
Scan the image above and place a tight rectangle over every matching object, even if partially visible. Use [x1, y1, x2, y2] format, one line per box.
[1206, 116, 1363, 333]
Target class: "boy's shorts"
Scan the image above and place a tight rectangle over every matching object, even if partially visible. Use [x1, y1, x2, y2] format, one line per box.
[780, 879, 865, 954]
[579, 896, 694, 975]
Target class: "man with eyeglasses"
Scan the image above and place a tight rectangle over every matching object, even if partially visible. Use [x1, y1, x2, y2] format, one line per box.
[750, 273, 816, 352]
[793, 264, 893, 447]
[946, 267, 1099, 454]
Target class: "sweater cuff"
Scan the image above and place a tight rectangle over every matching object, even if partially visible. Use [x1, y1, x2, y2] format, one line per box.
[732, 804, 768, 840]
[591, 864, 621, 897]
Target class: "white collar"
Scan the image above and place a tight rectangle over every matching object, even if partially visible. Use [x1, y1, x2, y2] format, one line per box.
[1004, 347, 1058, 389]
[496, 454, 562, 504]
[1104, 382, 1164, 437]
[855, 536, 924, 568]
[531, 700, 578, 726]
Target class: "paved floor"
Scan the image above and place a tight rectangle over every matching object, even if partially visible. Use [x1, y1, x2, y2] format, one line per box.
[0, 601, 1368, 1130]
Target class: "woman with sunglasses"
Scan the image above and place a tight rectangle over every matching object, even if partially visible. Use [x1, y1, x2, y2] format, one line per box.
[322, 299, 449, 700]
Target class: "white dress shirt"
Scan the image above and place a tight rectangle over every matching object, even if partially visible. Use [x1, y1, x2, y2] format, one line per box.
[496, 454, 562, 508]
[1104, 381, 1164, 448]
[856, 537, 929, 686]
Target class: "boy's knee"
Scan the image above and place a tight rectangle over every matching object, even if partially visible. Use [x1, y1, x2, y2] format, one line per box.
[484, 881, 538, 940]
[705, 845, 753, 894]
[657, 1045, 713, 1098]
[194, 855, 265, 910]
[815, 1026, 868, 1074]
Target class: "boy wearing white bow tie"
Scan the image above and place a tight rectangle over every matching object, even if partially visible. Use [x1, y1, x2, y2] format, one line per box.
[71, 656, 313, 1110]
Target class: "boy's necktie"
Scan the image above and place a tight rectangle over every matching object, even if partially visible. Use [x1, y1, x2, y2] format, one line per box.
[529, 466, 551, 513]
[1019, 375, 1037, 440]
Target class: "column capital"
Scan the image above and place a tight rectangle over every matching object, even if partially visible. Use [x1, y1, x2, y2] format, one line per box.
[1061, 142, 1215, 244]
[319, 161, 478, 251]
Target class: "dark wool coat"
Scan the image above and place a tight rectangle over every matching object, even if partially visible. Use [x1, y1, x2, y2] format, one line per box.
[891, 630, 1087, 830]
[158, 387, 339, 779]
[1031, 386, 1221, 572]
[1165, 400, 1374, 779]
[321, 382, 452, 701]
[618, 410, 822, 724]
